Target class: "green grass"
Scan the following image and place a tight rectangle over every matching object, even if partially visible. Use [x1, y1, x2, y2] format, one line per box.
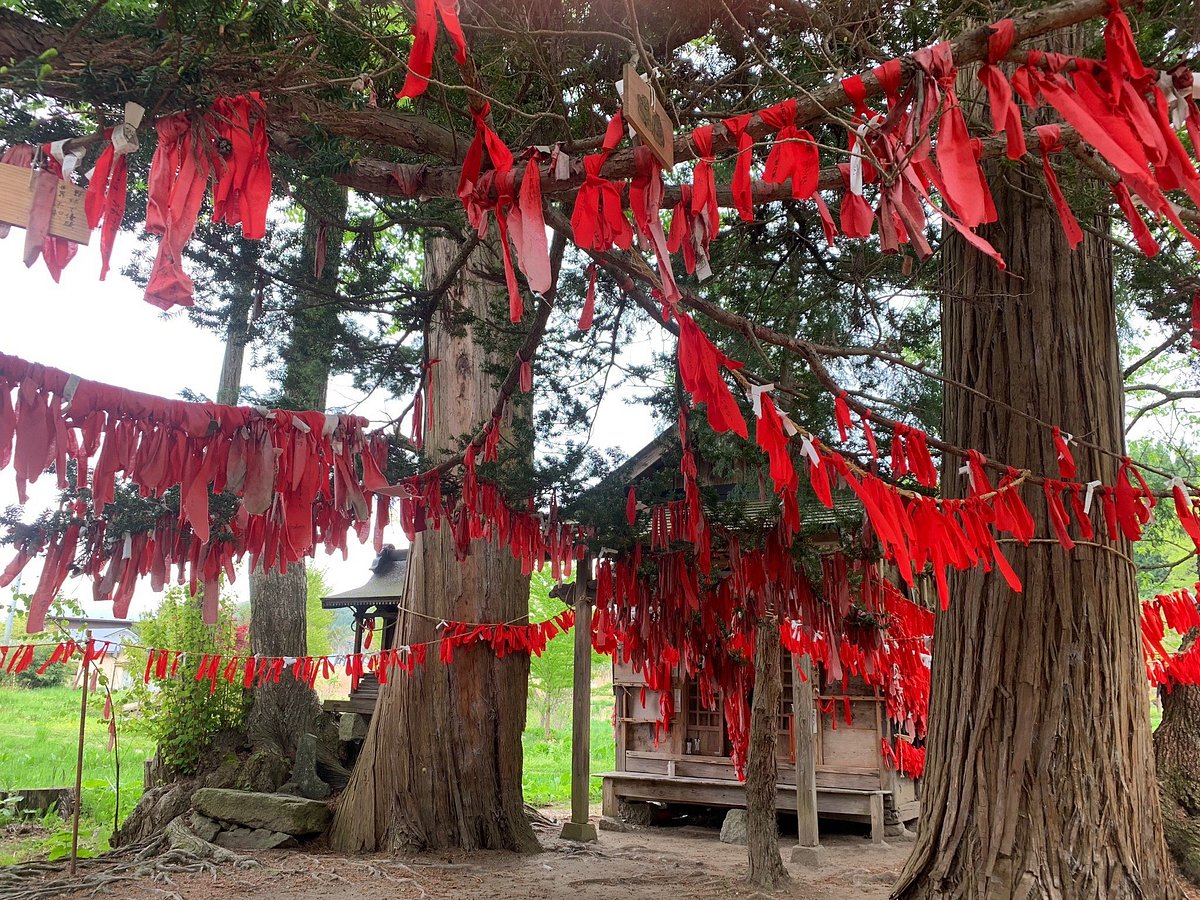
[0, 681, 616, 863]
[522, 706, 616, 807]
[0, 686, 154, 864]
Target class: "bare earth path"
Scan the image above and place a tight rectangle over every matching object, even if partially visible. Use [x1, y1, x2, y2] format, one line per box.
[39, 814, 910, 900]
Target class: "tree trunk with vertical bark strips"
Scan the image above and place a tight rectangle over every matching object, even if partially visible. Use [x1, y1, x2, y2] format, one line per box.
[246, 561, 324, 758]
[892, 153, 1177, 896]
[746, 614, 790, 888]
[329, 234, 538, 853]
[1155, 632, 1200, 885]
[246, 188, 347, 761]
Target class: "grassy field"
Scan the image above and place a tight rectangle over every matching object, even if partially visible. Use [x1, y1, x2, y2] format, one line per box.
[522, 692, 616, 806]
[0, 686, 154, 863]
[0, 681, 616, 863]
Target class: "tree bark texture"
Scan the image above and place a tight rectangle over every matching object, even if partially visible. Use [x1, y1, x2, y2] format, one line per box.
[215, 287, 253, 408]
[892, 156, 1177, 896]
[329, 233, 538, 853]
[246, 560, 323, 755]
[746, 614, 790, 888]
[246, 186, 347, 757]
[1155, 632, 1200, 884]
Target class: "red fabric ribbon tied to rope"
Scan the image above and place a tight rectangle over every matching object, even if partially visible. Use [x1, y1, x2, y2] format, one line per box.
[721, 114, 755, 221]
[977, 20, 1028, 161]
[690, 126, 721, 243]
[84, 130, 128, 280]
[397, 0, 469, 100]
[675, 312, 747, 438]
[916, 43, 994, 229]
[1034, 124, 1084, 248]
[210, 93, 272, 240]
[571, 112, 633, 254]
[761, 99, 820, 200]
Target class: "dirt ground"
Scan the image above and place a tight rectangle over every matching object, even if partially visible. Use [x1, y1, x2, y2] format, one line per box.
[34, 807, 912, 900]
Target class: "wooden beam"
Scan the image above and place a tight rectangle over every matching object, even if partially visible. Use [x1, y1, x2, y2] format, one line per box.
[790, 653, 825, 866]
[561, 555, 598, 843]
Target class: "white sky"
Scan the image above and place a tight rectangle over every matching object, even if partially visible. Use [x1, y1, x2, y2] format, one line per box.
[1, 233, 659, 629]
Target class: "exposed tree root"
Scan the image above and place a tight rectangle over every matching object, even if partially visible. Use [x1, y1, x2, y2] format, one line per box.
[0, 816, 261, 900]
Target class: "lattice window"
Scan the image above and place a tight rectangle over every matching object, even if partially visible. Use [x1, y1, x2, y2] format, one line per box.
[687, 679, 720, 729]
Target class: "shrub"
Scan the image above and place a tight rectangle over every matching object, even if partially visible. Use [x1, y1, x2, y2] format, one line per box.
[125, 586, 248, 776]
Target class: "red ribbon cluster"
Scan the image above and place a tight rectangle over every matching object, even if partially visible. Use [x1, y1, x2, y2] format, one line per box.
[0, 353, 388, 631]
[438, 609, 575, 662]
[571, 112, 634, 256]
[388, 420, 588, 580]
[395, 0, 468, 100]
[880, 738, 926, 780]
[4, 608, 578, 690]
[457, 104, 553, 323]
[143, 93, 271, 309]
[591, 520, 923, 778]
[1141, 586, 1200, 686]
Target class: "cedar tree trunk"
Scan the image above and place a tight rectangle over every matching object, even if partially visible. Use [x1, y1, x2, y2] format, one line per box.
[893, 139, 1177, 896]
[746, 613, 790, 888]
[1155, 631, 1200, 884]
[329, 233, 538, 853]
[245, 184, 347, 759]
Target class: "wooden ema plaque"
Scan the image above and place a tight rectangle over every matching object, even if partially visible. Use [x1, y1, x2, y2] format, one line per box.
[0, 163, 91, 244]
[622, 64, 674, 169]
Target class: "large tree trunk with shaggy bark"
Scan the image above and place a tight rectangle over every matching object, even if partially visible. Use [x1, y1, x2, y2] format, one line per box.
[329, 233, 538, 853]
[746, 613, 790, 888]
[893, 131, 1177, 897]
[1156, 632, 1200, 885]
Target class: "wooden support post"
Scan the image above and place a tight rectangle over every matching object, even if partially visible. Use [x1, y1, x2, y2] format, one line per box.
[790, 653, 824, 866]
[561, 557, 598, 843]
[869, 792, 885, 845]
[70, 632, 92, 876]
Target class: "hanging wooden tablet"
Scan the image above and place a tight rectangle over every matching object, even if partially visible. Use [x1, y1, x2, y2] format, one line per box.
[622, 64, 674, 169]
[0, 163, 91, 244]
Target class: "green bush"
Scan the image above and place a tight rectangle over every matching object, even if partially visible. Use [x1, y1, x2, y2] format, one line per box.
[125, 586, 248, 776]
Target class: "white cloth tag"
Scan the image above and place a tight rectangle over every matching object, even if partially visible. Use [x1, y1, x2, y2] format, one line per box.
[49, 139, 84, 181]
[61, 373, 81, 405]
[554, 148, 571, 180]
[1083, 480, 1102, 515]
[748, 383, 774, 418]
[800, 435, 820, 467]
[849, 123, 869, 196]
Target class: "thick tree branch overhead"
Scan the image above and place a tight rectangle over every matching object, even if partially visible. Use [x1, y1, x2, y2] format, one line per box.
[0, 0, 1131, 205]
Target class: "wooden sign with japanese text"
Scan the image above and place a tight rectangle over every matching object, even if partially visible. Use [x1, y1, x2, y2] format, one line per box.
[0, 163, 91, 244]
[622, 64, 674, 169]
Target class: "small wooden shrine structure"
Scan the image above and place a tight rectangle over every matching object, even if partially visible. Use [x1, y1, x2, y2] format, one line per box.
[601, 658, 920, 841]
[590, 433, 923, 841]
[321, 544, 406, 717]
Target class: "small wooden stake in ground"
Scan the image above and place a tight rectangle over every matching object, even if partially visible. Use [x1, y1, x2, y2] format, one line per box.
[561, 557, 598, 843]
[791, 653, 825, 866]
[70, 631, 91, 876]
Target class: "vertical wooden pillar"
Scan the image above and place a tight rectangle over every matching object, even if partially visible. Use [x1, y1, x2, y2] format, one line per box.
[351, 611, 364, 694]
[790, 653, 824, 865]
[561, 556, 598, 842]
[70, 632, 92, 876]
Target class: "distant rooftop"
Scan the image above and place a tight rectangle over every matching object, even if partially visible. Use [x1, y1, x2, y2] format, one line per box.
[321, 545, 408, 609]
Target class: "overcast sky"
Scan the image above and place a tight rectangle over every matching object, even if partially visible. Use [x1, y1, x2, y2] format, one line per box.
[1, 231, 659, 629]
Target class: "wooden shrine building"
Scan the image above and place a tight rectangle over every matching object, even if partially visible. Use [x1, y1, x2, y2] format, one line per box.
[321, 544, 407, 718]
[587, 432, 923, 842]
[601, 655, 920, 841]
